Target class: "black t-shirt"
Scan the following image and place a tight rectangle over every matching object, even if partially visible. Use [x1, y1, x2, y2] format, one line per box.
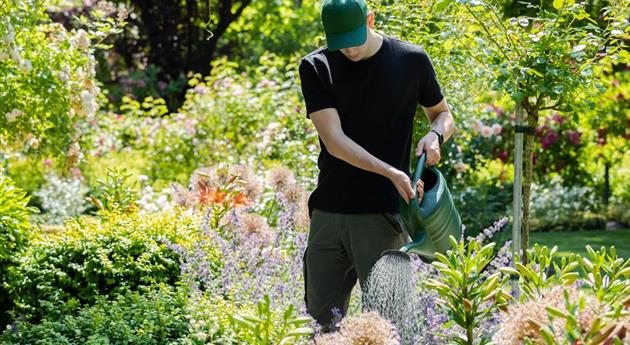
[298, 33, 444, 216]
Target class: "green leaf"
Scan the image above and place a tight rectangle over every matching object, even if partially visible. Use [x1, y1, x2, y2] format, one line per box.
[434, 0, 452, 11]
[284, 327, 314, 337]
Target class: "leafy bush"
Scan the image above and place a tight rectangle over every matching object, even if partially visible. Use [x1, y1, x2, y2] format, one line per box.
[0, 176, 35, 327]
[455, 181, 512, 237]
[1, 284, 190, 344]
[530, 176, 604, 231]
[607, 203, 630, 226]
[6, 209, 203, 322]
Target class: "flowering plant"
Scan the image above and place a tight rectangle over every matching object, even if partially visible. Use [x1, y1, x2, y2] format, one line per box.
[0, 0, 124, 159]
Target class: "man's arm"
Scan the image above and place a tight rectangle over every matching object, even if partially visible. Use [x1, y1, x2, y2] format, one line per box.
[416, 98, 457, 166]
[309, 107, 418, 204]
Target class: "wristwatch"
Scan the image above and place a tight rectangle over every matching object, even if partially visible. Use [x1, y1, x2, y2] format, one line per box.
[431, 129, 444, 147]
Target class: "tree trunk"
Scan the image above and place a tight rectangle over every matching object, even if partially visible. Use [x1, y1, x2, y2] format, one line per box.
[521, 108, 538, 264]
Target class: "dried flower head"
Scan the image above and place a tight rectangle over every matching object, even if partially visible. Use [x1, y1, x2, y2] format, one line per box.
[239, 212, 275, 245]
[314, 332, 351, 345]
[492, 286, 606, 344]
[266, 165, 296, 193]
[230, 164, 263, 199]
[313, 311, 400, 345]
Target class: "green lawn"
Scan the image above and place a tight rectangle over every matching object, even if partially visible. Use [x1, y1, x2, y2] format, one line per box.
[530, 229, 630, 259]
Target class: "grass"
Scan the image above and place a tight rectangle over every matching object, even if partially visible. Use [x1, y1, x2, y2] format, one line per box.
[529, 229, 630, 259]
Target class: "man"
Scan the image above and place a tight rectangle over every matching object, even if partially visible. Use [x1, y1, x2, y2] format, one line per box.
[298, 0, 456, 331]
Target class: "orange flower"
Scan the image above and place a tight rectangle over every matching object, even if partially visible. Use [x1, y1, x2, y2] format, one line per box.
[196, 181, 227, 205]
[231, 192, 250, 207]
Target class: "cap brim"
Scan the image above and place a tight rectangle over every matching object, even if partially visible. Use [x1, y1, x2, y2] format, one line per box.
[325, 24, 367, 51]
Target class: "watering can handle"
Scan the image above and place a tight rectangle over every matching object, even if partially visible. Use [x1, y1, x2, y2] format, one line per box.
[411, 152, 426, 203]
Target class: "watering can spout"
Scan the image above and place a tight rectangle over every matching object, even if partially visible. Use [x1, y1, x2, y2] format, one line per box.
[381, 248, 411, 261]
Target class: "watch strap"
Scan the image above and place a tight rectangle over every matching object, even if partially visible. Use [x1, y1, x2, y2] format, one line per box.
[431, 129, 444, 147]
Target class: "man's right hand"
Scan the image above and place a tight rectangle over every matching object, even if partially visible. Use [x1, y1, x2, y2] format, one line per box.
[387, 167, 415, 204]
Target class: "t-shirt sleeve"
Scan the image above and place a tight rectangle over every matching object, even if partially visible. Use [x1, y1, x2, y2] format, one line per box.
[417, 51, 444, 108]
[298, 59, 336, 119]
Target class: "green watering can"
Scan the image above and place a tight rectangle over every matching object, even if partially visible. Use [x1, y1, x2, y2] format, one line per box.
[383, 152, 462, 262]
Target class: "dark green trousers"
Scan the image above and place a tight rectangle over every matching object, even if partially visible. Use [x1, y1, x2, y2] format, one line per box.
[302, 208, 410, 330]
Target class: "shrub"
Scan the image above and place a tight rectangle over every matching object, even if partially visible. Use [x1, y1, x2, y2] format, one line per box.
[0, 176, 35, 327]
[6, 209, 203, 322]
[1, 284, 190, 344]
[607, 203, 630, 226]
[529, 176, 602, 231]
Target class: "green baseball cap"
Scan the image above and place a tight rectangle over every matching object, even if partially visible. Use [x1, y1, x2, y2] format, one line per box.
[321, 0, 369, 51]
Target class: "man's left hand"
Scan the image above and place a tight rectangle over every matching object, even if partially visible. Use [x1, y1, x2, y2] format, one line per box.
[416, 131, 441, 166]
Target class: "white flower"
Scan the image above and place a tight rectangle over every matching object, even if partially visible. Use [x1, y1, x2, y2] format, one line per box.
[3, 24, 15, 44]
[481, 125, 493, 138]
[80, 90, 96, 115]
[491, 123, 502, 135]
[138, 174, 149, 183]
[26, 134, 40, 148]
[58, 65, 71, 82]
[76, 29, 90, 50]
[4, 108, 22, 122]
[20, 59, 32, 73]
[9, 46, 20, 63]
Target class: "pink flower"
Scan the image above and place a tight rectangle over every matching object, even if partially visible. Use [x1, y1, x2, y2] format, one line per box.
[136, 79, 146, 88]
[552, 113, 563, 124]
[43, 158, 53, 166]
[494, 106, 505, 117]
[498, 150, 509, 162]
[70, 167, 82, 178]
[256, 79, 276, 89]
[491, 123, 502, 135]
[541, 130, 559, 149]
[481, 126, 493, 138]
[158, 81, 168, 90]
[566, 130, 581, 145]
[194, 84, 209, 94]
